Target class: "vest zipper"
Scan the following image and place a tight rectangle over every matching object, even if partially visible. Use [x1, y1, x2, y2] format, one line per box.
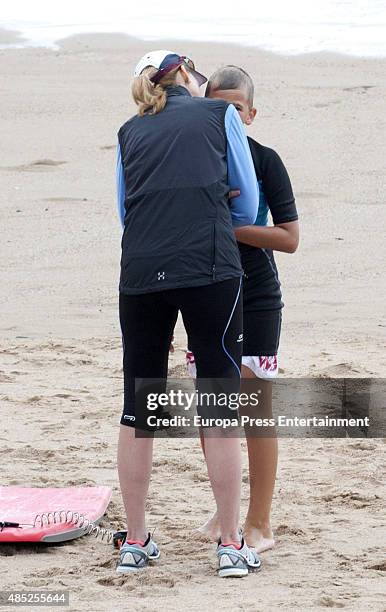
[211, 224, 216, 280]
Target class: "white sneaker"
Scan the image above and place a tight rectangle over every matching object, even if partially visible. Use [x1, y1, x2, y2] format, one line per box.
[116, 534, 160, 573]
[217, 538, 262, 578]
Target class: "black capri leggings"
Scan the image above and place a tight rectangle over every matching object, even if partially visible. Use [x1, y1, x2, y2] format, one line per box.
[119, 277, 243, 428]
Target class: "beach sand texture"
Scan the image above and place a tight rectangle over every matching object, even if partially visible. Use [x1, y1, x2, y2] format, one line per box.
[0, 34, 385, 610]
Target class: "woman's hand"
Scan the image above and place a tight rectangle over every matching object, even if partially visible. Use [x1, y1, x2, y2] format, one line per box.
[228, 189, 241, 199]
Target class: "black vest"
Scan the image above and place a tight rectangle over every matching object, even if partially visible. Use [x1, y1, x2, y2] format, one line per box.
[118, 85, 242, 294]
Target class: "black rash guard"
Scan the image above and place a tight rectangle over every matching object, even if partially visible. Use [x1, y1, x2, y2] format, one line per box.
[238, 137, 298, 312]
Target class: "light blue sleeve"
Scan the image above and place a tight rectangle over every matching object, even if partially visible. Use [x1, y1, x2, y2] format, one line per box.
[116, 142, 125, 229]
[225, 105, 259, 227]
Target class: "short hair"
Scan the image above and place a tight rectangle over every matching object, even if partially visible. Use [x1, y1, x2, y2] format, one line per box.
[206, 65, 254, 106]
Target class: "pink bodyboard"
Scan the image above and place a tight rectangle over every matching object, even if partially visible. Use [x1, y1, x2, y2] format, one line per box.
[0, 486, 112, 543]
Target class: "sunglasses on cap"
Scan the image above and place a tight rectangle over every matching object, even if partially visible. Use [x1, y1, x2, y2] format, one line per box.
[150, 55, 207, 86]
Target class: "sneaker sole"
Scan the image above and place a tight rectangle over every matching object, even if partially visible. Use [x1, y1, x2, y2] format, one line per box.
[218, 567, 249, 578]
[218, 562, 262, 578]
[148, 551, 161, 560]
[116, 565, 144, 573]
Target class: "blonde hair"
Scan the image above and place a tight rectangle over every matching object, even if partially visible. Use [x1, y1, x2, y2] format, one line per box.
[132, 66, 181, 116]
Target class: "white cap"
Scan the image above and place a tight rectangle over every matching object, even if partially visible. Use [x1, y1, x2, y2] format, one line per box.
[133, 49, 207, 86]
[134, 50, 176, 77]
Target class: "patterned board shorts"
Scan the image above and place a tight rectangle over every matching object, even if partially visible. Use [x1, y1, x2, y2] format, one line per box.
[186, 351, 278, 380]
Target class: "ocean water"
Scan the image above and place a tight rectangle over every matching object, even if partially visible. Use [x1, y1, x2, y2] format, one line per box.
[1, 0, 386, 57]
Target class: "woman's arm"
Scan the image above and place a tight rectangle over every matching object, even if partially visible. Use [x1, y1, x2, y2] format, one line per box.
[116, 142, 125, 229]
[225, 105, 259, 226]
[234, 220, 299, 253]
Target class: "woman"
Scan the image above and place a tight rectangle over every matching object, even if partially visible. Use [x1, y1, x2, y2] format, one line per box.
[116, 50, 261, 577]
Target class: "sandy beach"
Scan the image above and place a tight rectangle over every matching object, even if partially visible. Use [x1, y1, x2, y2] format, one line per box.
[0, 32, 385, 610]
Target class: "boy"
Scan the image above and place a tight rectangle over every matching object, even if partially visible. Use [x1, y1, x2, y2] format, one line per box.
[188, 65, 299, 552]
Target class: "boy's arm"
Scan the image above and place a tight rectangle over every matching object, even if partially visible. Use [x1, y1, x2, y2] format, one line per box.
[235, 147, 299, 253]
[234, 221, 299, 253]
[225, 105, 259, 226]
[116, 142, 125, 229]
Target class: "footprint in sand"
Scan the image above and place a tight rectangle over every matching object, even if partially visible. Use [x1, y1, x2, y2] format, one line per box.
[0, 447, 14, 455]
[43, 196, 88, 203]
[0, 546, 16, 557]
[275, 524, 308, 538]
[322, 491, 380, 509]
[313, 100, 341, 108]
[27, 395, 43, 403]
[24, 579, 53, 588]
[1, 159, 67, 172]
[65, 478, 97, 486]
[53, 393, 72, 399]
[318, 595, 345, 608]
[93, 558, 116, 570]
[367, 560, 386, 571]
[38, 476, 62, 485]
[0, 543, 51, 556]
[348, 441, 377, 451]
[343, 85, 375, 93]
[97, 576, 126, 587]
[317, 362, 367, 376]
[41, 423, 60, 432]
[0, 372, 13, 382]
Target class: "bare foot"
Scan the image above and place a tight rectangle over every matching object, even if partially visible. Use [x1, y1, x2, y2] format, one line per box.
[193, 512, 221, 541]
[243, 522, 275, 553]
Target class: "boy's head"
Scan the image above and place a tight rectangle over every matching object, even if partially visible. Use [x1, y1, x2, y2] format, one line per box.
[205, 65, 257, 125]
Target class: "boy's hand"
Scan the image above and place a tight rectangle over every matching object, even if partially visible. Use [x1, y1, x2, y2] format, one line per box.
[228, 189, 240, 199]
